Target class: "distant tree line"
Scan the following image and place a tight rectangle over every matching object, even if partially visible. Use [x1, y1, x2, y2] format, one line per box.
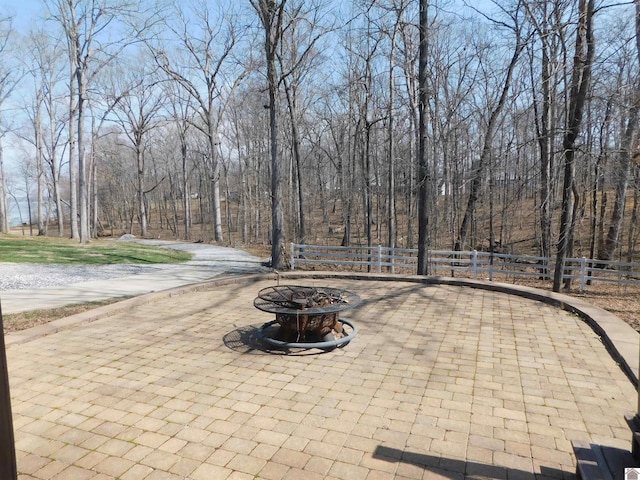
[0, 0, 637, 291]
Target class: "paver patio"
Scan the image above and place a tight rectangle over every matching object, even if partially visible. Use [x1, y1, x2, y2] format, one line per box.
[6, 277, 636, 479]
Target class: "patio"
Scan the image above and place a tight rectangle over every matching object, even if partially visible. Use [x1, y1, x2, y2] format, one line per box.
[6, 276, 636, 480]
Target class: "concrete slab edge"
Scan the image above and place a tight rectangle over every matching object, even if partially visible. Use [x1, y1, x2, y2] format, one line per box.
[5, 270, 638, 389]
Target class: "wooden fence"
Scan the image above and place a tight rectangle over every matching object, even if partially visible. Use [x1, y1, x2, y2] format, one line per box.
[290, 243, 640, 292]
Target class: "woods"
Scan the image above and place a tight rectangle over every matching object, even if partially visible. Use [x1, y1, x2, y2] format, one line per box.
[0, 0, 638, 289]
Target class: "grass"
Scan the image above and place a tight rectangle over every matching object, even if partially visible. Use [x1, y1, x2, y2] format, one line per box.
[2, 299, 130, 334]
[0, 235, 192, 264]
[0, 234, 195, 333]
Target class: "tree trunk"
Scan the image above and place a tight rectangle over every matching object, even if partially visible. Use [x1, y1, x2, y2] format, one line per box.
[455, 31, 524, 251]
[208, 125, 224, 242]
[364, 124, 373, 251]
[597, 0, 640, 262]
[0, 142, 8, 233]
[68, 60, 78, 240]
[387, 19, 397, 268]
[538, 42, 553, 262]
[269, 69, 286, 268]
[136, 142, 148, 237]
[46, 77, 64, 236]
[283, 79, 306, 244]
[90, 116, 98, 239]
[589, 100, 612, 264]
[400, 18, 418, 250]
[76, 76, 86, 242]
[257, 0, 287, 269]
[524, 0, 564, 265]
[181, 139, 191, 240]
[35, 102, 46, 235]
[417, 0, 430, 275]
[553, 0, 595, 292]
[92, 160, 98, 238]
[52, 158, 64, 236]
[77, 56, 90, 243]
[600, 108, 638, 261]
[628, 166, 640, 262]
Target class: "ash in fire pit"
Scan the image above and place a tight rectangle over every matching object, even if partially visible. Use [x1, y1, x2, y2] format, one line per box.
[254, 285, 360, 350]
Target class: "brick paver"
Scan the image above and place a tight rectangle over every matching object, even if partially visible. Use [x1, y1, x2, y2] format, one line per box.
[6, 279, 636, 479]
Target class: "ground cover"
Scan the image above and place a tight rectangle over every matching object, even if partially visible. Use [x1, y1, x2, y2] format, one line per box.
[0, 234, 192, 264]
[2, 299, 128, 333]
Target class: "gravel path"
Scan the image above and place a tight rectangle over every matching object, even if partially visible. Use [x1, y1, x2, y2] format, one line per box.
[0, 263, 165, 290]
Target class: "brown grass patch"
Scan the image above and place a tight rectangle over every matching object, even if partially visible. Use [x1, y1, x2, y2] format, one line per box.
[2, 299, 126, 334]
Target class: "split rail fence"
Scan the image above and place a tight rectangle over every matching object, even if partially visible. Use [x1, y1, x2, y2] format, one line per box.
[290, 243, 640, 292]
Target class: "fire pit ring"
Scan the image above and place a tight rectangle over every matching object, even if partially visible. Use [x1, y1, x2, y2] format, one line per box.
[254, 285, 360, 351]
[257, 318, 358, 350]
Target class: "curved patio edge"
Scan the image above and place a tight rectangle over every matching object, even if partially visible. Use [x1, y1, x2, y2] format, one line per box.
[275, 271, 639, 387]
[5, 270, 638, 388]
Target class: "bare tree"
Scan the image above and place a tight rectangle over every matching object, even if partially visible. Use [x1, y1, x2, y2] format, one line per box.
[19, 64, 48, 236]
[21, 28, 68, 236]
[93, 130, 137, 234]
[347, 8, 385, 256]
[250, 0, 288, 268]
[553, 0, 595, 291]
[454, 0, 528, 252]
[397, 4, 419, 249]
[382, 0, 412, 261]
[277, 0, 331, 245]
[165, 83, 196, 240]
[524, 0, 571, 262]
[150, 0, 239, 243]
[104, 60, 165, 237]
[417, 0, 430, 274]
[597, 0, 640, 263]
[0, 15, 18, 234]
[46, 0, 151, 243]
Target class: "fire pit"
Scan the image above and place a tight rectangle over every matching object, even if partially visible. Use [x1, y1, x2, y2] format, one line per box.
[254, 285, 360, 350]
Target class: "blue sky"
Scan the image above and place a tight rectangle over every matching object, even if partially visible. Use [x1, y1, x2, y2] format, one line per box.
[2, 0, 494, 34]
[0, 0, 45, 34]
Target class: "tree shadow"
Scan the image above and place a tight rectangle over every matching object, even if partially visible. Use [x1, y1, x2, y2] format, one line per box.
[222, 323, 345, 357]
[373, 445, 575, 480]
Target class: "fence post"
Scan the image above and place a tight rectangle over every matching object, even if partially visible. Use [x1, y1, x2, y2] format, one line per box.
[390, 246, 395, 274]
[377, 245, 382, 273]
[489, 253, 494, 282]
[580, 257, 587, 293]
[472, 250, 478, 279]
[290, 243, 295, 270]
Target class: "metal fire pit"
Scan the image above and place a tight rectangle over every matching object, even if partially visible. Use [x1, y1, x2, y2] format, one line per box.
[254, 285, 360, 350]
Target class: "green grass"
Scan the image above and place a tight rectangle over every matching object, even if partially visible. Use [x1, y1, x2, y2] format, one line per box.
[0, 235, 192, 264]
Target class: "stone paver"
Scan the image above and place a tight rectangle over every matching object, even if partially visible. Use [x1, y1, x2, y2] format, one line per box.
[6, 278, 636, 479]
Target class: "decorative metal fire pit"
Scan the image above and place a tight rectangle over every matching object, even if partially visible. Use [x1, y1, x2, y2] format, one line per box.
[254, 285, 360, 350]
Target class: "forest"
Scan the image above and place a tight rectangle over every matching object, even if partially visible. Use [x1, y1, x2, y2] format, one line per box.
[0, 0, 638, 291]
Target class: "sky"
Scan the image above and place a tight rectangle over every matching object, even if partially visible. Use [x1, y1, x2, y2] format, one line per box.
[0, 0, 44, 34]
[1, 0, 493, 33]
[0, 0, 45, 225]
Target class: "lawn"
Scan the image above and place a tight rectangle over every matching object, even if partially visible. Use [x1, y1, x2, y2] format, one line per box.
[1, 235, 194, 333]
[0, 235, 192, 264]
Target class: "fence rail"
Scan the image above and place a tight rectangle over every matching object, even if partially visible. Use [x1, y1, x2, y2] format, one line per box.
[290, 243, 640, 292]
